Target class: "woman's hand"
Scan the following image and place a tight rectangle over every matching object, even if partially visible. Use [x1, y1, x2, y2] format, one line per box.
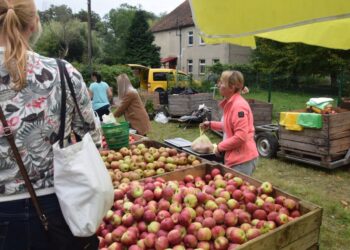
[200, 121, 210, 131]
[213, 144, 221, 157]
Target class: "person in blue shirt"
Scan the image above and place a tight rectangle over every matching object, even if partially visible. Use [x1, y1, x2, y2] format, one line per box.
[89, 72, 113, 121]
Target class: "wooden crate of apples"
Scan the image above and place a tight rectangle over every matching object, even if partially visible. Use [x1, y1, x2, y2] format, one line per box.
[100, 142, 202, 187]
[97, 164, 322, 250]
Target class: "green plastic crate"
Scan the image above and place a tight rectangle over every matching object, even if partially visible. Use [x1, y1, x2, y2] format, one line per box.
[102, 122, 129, 149]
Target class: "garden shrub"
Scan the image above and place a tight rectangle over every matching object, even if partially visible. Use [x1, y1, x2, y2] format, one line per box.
[72, 63, 138, 94]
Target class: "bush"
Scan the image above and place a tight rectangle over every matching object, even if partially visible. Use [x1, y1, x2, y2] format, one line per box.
[206, 63, 258, 88]
[71, 63, 137, 94]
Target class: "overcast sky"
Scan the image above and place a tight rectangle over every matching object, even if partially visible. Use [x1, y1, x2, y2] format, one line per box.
[34, 0, 186, 17]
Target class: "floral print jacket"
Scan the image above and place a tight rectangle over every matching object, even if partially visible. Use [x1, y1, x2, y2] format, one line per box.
[0, 48, 99, 196]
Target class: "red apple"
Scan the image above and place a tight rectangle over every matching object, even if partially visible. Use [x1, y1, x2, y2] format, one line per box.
[267, 211, 279, 221]
[202, 217, 216, 228]
[238, 211, 251, 224]
[243, 191, 256, 203]
[130, 204, 144, 220]
[283, 198, 297, 210]
[224, 212, 238, 226]
[143, 210, 156, 223]
[211, 225, 225, 239]
[229, 227, 247, 244]
[120, 230, 137, 246]
[211, 168, 221, 178]
[144, 233, 156, 248]
[275, 213, 289, 225]
[262, 202, 276, 213]
[246, 228, 261, 240]
[213, 209, 225, 224]
[240, 223, 252, 232]
[232, 190, 243, 201]
[167, 229, 182, 246]
[214, 236, 229, 250]
[183, 234, 198, 248]
[253, 209, 267, 220]
[275, 195, 286, 205]
[197, 227, 212, 241]
[122, 213, 134, 227]
[143, 190, 154, 202]
[290, 210, 301, 218]
[155, 236, 169, 250]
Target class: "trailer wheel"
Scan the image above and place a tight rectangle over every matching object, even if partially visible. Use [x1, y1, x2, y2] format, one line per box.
[256, 132, 278, 158]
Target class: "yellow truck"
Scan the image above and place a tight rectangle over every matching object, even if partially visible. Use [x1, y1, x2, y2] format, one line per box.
[128, 64, 191, 93]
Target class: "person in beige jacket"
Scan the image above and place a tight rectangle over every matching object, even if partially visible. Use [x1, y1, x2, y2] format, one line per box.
[114, 74, 151, 135]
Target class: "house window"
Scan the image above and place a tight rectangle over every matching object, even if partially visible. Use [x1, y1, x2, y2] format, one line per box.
[187, 59, 193, 74]
[188, 31, 193, 46]
[199, 36, 205, 45]
[199, 59, 206, 75]
[212, 59, 220, 64]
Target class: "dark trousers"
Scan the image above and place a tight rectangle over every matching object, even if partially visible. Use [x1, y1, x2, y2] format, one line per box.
[0, 193, 98, 250]
[95, 105, 110, 121]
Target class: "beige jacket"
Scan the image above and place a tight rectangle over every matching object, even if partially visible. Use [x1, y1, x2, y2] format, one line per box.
[114, 91, 151, 135]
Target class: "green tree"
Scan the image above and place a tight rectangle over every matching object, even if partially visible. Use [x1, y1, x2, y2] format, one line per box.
[124, 10, 160, 67]
[35, 20, 102, 62]
[100, 4, 137, 64]
[74, 10, 102, 31]
[38, 5, 73, 23]
[252, 38, 350, 89]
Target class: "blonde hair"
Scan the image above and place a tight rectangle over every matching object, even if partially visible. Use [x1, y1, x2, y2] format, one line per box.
[220, 70, 244, 93]
[0, 0, 38, 90]
[117, 74, 137, 99]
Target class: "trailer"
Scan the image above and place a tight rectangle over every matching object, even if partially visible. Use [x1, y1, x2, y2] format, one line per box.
[254, 108, 350, 169]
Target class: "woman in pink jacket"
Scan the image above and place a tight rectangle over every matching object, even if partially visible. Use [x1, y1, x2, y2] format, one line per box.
[201, 70, 258, 175]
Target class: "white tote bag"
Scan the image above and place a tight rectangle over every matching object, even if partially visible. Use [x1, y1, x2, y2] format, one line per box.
[53, 132, 114, 237]
[54, 59, 113, 237]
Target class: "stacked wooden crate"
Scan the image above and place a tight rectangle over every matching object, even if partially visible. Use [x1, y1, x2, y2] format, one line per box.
[168, 93, 214, 116]
[138, 90, 160, 109]
[247, 99, 273, 126]
[278, 108, 350, 169]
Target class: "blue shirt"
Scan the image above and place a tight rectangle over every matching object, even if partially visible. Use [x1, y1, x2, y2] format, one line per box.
[89, 81, 110, 110]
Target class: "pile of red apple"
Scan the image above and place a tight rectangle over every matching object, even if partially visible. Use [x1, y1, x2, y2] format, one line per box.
[97, 168, 301, 250]
[100, 143, 201, 187]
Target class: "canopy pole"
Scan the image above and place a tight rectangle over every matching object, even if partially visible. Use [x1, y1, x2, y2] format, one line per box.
[268, 74, 272, 103]
[337, 72, 344, 106]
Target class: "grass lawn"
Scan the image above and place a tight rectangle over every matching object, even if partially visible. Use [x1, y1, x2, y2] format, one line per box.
[146, 88, 350, 250]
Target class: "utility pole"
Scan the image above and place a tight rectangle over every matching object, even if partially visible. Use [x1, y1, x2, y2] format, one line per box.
[87, 0, 93, 74]
[175, 17, 182, 70]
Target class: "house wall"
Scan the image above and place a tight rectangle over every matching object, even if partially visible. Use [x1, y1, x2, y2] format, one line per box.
[153, 26, 252, 79]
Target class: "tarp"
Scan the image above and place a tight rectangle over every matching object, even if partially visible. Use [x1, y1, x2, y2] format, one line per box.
[190, 0, 350, 50]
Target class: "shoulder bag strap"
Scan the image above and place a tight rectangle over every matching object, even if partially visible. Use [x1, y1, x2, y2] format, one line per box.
[56, 59, 67, 148]
[0, 106, 49, 231]
[56, 60, 89, 138]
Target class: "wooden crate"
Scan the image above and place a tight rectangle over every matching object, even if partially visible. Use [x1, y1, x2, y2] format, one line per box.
[211, 98, 272, 126]
[168, 93, 214, 116]
[139, 90, 160, 109]
[278, 108, 350, 169]
[247, 99, 273, 126]
[158, 163, 322, 250]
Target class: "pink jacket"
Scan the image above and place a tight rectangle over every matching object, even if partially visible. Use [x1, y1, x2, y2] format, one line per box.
[211, 93, 258, 166]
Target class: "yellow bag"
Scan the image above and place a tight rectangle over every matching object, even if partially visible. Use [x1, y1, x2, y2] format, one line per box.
[191, 128, 214, 154]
